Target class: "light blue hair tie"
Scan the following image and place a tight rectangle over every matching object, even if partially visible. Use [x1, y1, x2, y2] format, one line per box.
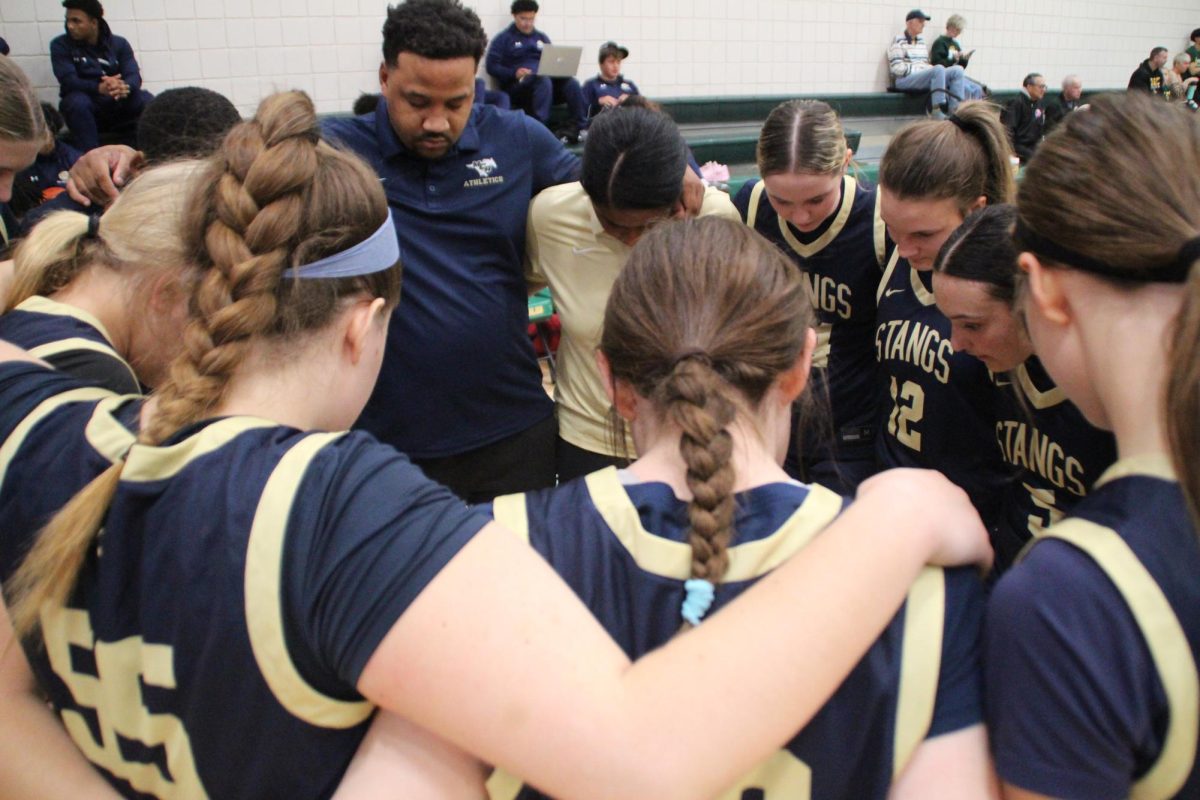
[282, 210, 400, 279]
[681, 578, 716, 626]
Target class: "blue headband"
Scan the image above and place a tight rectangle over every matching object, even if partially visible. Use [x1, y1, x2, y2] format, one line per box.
[283, 211, 400, 279]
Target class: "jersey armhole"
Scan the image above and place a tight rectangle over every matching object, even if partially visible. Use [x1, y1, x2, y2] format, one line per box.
[892, 566, 946, 779]
[1032, 519, 1199, 798]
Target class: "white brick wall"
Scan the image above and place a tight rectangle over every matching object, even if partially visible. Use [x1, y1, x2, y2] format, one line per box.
[3, 0, 1197, 117]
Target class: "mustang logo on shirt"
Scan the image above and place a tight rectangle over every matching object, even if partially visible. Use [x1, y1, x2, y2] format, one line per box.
[464, 158, 505, 188]
[467, 158, 498, 177]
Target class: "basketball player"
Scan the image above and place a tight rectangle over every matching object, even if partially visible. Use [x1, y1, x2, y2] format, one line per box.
[875, 102, 1013, 526]
[526, 105, 737, 482]
[734, 99, 890, 493]
[931, 203, 1116, 571]
[0, 91, 991, 798]
[986, 92, 1200, 799]
[0, 161, 199, 393]
[488, 216, 996, 799]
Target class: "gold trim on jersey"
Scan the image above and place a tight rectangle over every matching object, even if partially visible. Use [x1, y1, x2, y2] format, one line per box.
[877, 249, 901, 303]
[777, 176, 858, 259]
[0, 386, 115, 487]
[812, 322, 833, 371]
[873, 189, 888, 268]
[84, 394, 139, 462]
[1014, 363, 1065, 410]
[121, 417, 280, 482]
[746, 180, 766, 229]
[891, 567, 946, 779]
[1094, 452, 1177, 488]
[485, 769, 523, 800]
[17, 295, 118, 344]
[492, 492, 530, 543]
[582, 467, 843, 581]
[244, 431, 375, 728]
[27, 338, 140, 390]
[908, 262, 936, 307]
[1033, 518, 1198, 799]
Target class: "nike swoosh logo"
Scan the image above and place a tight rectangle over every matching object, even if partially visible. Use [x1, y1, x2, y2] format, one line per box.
[884, 288, 904, 297]
[572, 246, 603, 255]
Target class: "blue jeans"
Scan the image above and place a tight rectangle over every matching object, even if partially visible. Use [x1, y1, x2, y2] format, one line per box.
[963, 77, 986, 100]
[895, 65, 966, 112]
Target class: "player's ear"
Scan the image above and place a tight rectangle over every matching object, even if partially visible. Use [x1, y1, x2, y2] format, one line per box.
[777, 328, 815, 404]
[596, 350, 639, 421]
[1020, 252, 1071, 326]
[344, 297, 388, 365]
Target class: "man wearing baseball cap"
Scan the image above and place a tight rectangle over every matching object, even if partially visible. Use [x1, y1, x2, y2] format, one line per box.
[887, 9, 967, 119]
[581, 41, 640, 121]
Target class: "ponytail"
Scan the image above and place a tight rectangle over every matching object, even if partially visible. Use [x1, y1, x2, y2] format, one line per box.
[880, 100, 1014, 209]
[6, 212, 94, 311]
[1167, 258, 1200, 530]
[661, 357, 737, 628]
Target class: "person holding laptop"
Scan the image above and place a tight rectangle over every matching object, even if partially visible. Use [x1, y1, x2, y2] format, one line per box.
[486, 0, 589, 142]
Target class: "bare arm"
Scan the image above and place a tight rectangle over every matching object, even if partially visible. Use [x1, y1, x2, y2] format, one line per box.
[332, 712, 486, 800]
[359, 469, 991, 800]
[889, 725, 999, 800]
[0, 593, 121, 799]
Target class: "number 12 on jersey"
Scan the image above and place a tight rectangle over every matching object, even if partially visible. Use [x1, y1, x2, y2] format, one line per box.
[888, 377, 925, 451]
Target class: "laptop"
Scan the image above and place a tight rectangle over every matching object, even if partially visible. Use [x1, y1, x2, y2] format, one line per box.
[537, 45, 582, 78]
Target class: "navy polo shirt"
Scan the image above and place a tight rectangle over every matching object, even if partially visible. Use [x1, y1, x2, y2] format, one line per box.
[323, 100, 578, 459]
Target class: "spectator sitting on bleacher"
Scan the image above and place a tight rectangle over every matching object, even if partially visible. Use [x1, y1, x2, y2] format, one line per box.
[1003, 73, 1046, 163]
[1128, 46, 1169, 97]
[1044, 74, 1083, 135]
[1165, 53, 1199, 107]
[485, 0, 588, 142]
[50, 0, 152, 151]
[0, 37, 8, 55]
[1187, 29, 1200, 76]
[888, 9, 967, 119]
[581, 42, 639, 121]
[929, 14, 985, 100]
[8, 103, 81, 220]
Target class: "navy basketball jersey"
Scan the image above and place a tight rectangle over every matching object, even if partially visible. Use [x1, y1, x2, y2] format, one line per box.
[0, 362, 487, 800]
[0, 295, 140, 393]
[735, 176, 889, 472]
[874, 252, 1008, 525]
[987, 455, 1200, 799]
[486, 467, 984, 800]
[992, 357, 1118, 569]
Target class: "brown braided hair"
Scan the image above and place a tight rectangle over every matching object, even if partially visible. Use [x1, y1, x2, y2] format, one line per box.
[600, 217, 813, 626]
[9, 91, 401, 639]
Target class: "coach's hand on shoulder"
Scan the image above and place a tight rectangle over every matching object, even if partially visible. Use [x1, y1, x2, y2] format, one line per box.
[66, 144, 145, 208]
[856, 468, 993, 571]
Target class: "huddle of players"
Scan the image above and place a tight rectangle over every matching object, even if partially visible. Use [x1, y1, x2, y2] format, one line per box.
[735, 98, 1117, 572]
[0, 17, 1198, 800]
